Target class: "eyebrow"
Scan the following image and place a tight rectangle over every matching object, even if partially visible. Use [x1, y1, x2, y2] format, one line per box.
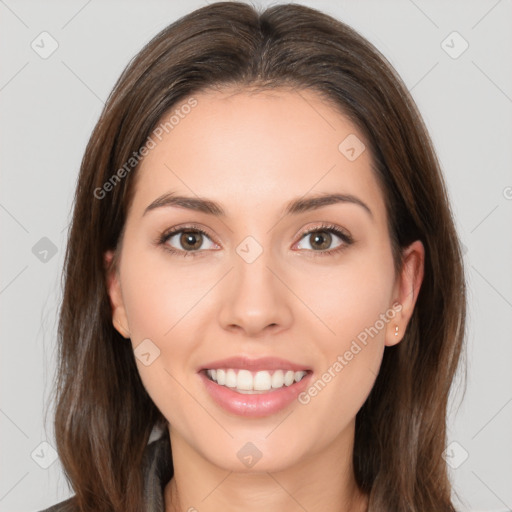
[143, 191, 373, 219]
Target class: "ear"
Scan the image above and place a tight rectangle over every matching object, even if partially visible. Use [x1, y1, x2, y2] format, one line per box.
[385, 240, 425, 347]
[104, 249, 131, 339]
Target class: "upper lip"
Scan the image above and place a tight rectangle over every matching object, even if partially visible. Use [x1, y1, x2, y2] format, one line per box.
[198, 356, 312, 373]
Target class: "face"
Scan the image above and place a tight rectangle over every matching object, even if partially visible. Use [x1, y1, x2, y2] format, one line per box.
[105, 88, 423, 473]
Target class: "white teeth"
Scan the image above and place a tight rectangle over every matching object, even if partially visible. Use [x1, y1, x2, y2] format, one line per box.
[205, 368, 307, 393]
[225, 369, 237, 388]
[253, 370, 272, 391]
[237, 369, 253, 390]
[284, 371, 295, 386]
[216, 369, 225, 385]
[272, 369, 284, 388]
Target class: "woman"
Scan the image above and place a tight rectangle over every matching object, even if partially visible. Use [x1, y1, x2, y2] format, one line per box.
[41, 2, 466, 511]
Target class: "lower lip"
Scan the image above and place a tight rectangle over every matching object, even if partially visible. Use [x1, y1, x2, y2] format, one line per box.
[199, 371, 312, 418]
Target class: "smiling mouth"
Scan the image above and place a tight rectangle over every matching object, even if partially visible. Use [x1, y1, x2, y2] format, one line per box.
[201, 368, 311, 394]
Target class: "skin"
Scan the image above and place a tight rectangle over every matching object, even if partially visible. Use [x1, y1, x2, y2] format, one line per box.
[105, 87, 424, 512]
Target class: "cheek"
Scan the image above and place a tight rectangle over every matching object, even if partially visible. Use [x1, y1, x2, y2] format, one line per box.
[292, 249, 395, 342]
[295, 278, 391, 447]
[292, 249, 394, 406]
[120, 246, 217, 339]
[119, 249, 209, 430]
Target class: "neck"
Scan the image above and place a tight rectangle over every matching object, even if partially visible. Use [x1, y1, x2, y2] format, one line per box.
[164, 422, 368, 512]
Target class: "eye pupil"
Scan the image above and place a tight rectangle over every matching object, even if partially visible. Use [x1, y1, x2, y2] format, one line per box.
[310, 231, 331, 250]
[181, 230, 202, 250]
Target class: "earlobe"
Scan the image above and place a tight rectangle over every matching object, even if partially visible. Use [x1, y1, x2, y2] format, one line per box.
[104, 250, 131, 339]
[385, 319, 402, 348]
[385, 240, 425, 347]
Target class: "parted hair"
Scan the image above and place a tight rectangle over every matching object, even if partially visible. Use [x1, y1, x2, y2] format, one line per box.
[48, 2, 466, 511]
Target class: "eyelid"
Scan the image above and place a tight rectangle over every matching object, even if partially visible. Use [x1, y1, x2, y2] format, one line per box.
[158, 222, 218, 243]
[294, 222, 353, 244]
[157, 221, 353, 257]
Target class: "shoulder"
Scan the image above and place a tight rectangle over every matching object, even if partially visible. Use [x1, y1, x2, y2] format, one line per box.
[36, 430, 171, 512]
[37, 496, 78, 512]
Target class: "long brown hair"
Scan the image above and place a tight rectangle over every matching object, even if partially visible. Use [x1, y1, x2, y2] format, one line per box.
[49, 2, 466, 511]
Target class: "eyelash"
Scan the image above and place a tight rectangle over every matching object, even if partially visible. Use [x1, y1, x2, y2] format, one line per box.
[156, 222, 354, 258]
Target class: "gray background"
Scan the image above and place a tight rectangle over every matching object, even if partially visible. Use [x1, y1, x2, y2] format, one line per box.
[1, 0, 511, 511]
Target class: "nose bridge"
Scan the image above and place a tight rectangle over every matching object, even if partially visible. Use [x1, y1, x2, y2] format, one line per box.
[217, 236, 293, 335]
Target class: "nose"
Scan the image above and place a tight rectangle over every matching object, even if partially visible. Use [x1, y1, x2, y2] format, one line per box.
[217, 249, 293, 338]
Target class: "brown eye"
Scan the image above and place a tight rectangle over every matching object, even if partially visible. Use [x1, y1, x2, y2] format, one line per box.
[308, 230, 333, 251]
[179, 230, 204, 251]
[161, 227, 217, 255]
[294, 224, 353, 257]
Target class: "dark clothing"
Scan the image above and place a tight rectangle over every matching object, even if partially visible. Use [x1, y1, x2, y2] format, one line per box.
[38, 433, 173, 512]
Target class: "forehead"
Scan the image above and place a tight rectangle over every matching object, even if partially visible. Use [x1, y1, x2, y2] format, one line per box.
[130, 87, 386, 223]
